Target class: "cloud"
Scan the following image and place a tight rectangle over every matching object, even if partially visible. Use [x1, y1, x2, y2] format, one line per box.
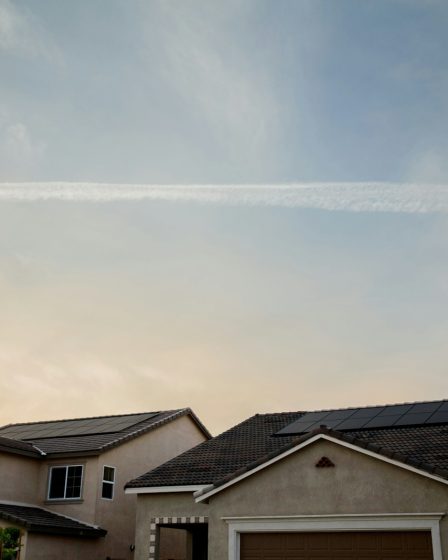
[0, 182, 447, 214]
[0, 123, 46, 180]
[406, 149, 448, 184]
[139, 1, 279, 158]
[0, 0, 60, 61]
[3, 123, 45, 159]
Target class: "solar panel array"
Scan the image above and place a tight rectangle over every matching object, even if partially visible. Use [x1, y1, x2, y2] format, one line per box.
[0, 412, 157, 441]
[275, 401, 448, 436]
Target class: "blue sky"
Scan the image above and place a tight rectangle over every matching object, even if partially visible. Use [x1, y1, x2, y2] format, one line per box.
[0, 1, 447, 432]
[1, 0, 448, 183]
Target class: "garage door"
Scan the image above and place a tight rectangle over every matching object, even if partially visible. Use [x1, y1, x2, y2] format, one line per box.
[240, 531, 433, 560]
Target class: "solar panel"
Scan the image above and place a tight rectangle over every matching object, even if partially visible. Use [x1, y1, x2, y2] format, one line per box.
[275, 400, 448, 436]
[427, 411, 448, 424]
[394, 412, 434, 426]
[324, 409, 357, 421]
[376, 404, 413, 415]
[334, 418, 370, 431]
[363, 414, 403, 429]
[408, 402, 441, 414]
[350, 407, 385, 418]
[0, 412, 157, 440]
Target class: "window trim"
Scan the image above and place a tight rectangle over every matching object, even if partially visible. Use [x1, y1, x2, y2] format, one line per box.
[101, 465, 116, 501]
[47, 464, 84, 501]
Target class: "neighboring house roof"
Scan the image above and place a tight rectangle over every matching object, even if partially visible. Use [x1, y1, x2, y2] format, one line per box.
[126, 400, 448, 491]
[0, 436, 44, 458]
[0, 502, 106, 538]
[0, 408, 211, 458]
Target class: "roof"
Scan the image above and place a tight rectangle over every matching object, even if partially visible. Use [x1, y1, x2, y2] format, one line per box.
[0, 408, 211, 458]
[126, 399, 448, 492]
[0, 436, 44, 458]
[0, 502, 106, 538]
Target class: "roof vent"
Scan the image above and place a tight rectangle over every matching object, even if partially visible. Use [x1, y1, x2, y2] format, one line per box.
[315, 456, 335, 468]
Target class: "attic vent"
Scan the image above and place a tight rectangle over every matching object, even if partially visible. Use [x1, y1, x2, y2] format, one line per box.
[315, 456, 335, 468]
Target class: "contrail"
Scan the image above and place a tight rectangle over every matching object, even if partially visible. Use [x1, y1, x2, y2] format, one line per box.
[0, 182, 448, 213]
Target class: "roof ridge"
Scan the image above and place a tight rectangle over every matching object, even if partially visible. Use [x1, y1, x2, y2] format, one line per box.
[99, 408, 191, 452]
[255, 412, 306, 417]
[305, 398, 448, 414]
[0, 409, 183, 428]
[193, 426, 448, 500]
[125, 412, 302, 489]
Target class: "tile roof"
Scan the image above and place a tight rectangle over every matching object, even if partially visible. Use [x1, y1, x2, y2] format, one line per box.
[126, 412, 303, 488]
[0, 408, 210, 458]
[126, 400, 448, 490]
[0, 436, 44, 458]
[0, 502, 106, 538]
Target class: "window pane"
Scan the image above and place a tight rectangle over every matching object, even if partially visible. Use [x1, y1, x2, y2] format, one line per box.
[65, 466, 83, 498]
[103, 466, 115, 482]
[102, 481, 114, 499]
[49, 467, 66, 499]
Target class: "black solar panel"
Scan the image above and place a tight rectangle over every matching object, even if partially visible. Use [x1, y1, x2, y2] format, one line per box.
[350, 407, 385, 418]
[0, 412, 157, 440]
[275, 400, 448, 436]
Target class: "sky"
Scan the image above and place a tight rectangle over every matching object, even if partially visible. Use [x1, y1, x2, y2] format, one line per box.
[0, 0, 448, 434]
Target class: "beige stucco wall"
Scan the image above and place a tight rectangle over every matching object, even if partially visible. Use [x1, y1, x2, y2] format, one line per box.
[24, 533, 101, 560]
[1, 414, 207, 560]
[0, 452, 41, 504]
[134, 439, 448, 560]
[37, 455, 99, 523]
[94, 413, 207, 560]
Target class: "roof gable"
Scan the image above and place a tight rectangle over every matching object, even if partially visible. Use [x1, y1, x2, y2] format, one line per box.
[126, 400, 448, 494]
[0, 408, 210, 458]
[194, 429, 448, 502]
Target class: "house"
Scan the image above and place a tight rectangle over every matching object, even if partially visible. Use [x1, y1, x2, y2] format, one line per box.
[126, 399, 448, 560]
[0, 408, 210, 560]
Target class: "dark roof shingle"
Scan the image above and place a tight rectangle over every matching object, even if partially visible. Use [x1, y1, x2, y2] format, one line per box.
[126, 412, 303, 488]
[0, 437, 44, 458]
[0, 503, 106, 538]
[0, 408, 210, 457]
[126, 401, 448, 490]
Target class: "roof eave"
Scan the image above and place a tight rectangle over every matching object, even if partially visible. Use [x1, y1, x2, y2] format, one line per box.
[0, 445, 43, 459]
[194, 430, 448, 503]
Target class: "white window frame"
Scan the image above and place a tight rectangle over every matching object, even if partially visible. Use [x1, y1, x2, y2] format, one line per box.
[101, 465, 116, 501]
[225, 514, 443, 560]
[47, 464, 84, 501]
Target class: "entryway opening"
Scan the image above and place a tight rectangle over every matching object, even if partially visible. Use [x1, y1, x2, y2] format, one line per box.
[158, 523, 208, 560]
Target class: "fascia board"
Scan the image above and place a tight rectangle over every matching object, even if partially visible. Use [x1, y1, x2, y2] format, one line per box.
[125, 485, 208, 495]
[195, 433, 448, 503]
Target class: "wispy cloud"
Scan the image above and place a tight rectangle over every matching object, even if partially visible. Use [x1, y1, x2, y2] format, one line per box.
[139, 1, 279, 159]
[0, 0, 61, 61]
[1, 182, 448, 214]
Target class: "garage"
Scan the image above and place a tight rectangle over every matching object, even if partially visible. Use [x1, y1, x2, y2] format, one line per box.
[240, 531, 433, 560]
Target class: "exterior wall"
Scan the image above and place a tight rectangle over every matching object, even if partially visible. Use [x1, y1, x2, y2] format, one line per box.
[135, 494, 208, 560]
[1, 414, 207, 560]
[96, 413, 207, 560]
[134, 439, 448, 560]
[24, 534, 101, 560]
[36, 455, 99, 524]
[0, 451, 41, 503]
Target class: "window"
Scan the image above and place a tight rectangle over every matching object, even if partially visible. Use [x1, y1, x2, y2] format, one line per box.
[48, 465, 83, 500]
[101, 466, 115, 500]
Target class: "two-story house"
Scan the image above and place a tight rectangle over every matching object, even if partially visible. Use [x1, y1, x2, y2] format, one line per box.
[0, 408, 210, 560]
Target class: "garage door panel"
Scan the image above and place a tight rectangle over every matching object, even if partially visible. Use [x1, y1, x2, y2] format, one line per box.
[240, 531, 433, 560]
